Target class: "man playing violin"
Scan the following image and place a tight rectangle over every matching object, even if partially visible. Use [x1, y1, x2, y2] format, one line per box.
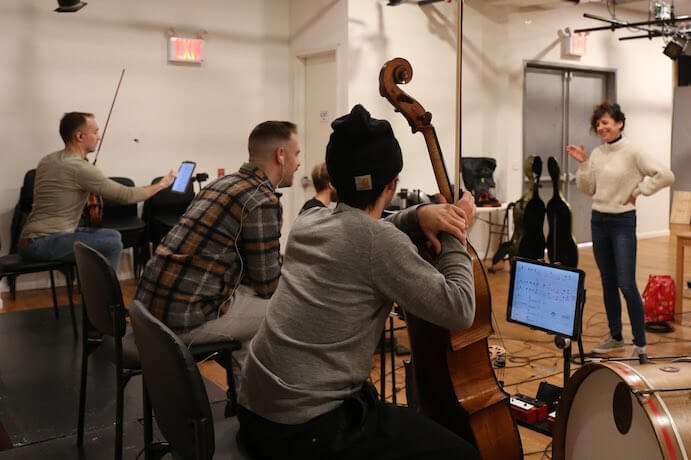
[237, 104, 480, 460]
[20, 112, 175, 270]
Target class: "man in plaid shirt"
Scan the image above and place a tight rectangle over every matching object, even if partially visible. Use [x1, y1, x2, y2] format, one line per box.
[135, 121, 300, 377]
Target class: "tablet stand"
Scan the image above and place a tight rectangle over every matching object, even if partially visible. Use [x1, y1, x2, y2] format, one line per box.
[513, 289, 586, 438]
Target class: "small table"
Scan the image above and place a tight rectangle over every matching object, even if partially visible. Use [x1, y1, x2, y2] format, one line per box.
[675, 231, 691, 322]
[474, 202, 510, 262]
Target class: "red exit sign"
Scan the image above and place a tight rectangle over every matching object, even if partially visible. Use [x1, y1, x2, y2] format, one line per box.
[168, 37, 204, 63]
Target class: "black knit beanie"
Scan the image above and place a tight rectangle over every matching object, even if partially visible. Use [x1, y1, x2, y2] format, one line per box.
[325, 104, 403, 207]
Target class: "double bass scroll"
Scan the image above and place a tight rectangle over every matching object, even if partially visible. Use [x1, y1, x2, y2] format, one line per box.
[379, 57, 523, 460]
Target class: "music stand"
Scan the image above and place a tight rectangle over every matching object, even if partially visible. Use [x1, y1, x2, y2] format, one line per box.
[506, 257, 587, 389]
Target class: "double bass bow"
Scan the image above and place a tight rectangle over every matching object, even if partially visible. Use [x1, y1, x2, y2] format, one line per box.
[379, 55, 523, 460]
[83, 68, 126, 227]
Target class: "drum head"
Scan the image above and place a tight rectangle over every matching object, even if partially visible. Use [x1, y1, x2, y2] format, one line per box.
[563, 367, 662, 460]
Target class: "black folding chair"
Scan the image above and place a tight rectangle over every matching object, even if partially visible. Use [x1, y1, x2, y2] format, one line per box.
[0, 169, 77, 337]
[101, 177, 149, 278]
[75, 242, 242, 459]
[142, 176, 195, 250]
[74, 241, 142, 460]
[130, 300, 249, 460]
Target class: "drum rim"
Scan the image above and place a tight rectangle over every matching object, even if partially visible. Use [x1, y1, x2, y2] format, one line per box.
[552, 362, 687, 460]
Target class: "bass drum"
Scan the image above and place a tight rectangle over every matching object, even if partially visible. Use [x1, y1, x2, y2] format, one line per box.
[553, 361, 691, 460]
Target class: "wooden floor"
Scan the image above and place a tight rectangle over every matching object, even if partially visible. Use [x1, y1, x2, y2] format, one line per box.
[1, 224, 690, 459]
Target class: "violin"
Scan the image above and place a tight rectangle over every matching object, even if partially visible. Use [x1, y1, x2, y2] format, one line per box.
[379, 56, 523, 459]
[82, 68, 126, 227]
[83, 192, 104, 227]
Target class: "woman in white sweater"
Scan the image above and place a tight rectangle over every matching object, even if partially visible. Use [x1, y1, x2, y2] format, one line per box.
[566, 102, 674, 357]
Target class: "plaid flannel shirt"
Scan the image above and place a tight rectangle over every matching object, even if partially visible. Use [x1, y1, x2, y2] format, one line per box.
[135, 163, 282, 331]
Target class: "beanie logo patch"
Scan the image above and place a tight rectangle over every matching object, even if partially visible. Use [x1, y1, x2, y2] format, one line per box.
[354, 174, 373, 191]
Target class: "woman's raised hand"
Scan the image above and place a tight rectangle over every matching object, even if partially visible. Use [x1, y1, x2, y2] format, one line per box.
[565, 144, 587, 163]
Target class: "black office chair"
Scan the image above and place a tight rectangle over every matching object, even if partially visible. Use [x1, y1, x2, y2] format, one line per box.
[0, 169, 77, 337]
[130, 300, 250, 460]
[142, 176, 195, 250]
[101, 177, 149, 278]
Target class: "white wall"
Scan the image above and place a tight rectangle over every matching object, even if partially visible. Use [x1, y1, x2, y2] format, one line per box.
[289, 0, 348, 112]
[347, 0, 675, 242]
[501, 3, 675, 238]
[0, 0, 292, 291]
[288, 0, 348, 219]
[1, 0, 677, 292]
[348, 0, 462, 196]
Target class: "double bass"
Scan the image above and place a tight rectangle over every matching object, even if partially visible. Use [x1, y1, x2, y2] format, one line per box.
[379, 57, 523, 459]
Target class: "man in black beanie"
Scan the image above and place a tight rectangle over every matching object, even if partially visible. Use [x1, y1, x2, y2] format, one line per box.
[238, 104, 480, 460]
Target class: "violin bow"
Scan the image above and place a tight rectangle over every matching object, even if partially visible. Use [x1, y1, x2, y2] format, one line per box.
[93, 68, 126, 166]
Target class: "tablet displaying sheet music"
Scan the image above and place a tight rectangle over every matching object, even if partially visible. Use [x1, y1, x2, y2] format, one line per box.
[506, 258, 585, 339]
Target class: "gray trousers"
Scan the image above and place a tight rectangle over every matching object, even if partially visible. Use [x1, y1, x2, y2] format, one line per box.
[178, 285, 269, 382]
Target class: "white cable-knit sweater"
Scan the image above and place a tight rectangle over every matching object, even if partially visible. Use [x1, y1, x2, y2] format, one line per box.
[576, 137, 675, 214]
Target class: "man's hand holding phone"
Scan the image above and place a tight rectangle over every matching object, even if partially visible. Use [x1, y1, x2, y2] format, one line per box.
[171, 161, 197, 193]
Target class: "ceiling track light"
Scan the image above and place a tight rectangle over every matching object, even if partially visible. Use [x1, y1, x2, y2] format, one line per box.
[663, 35, 688, 59]
[573, 1, 689, 59]
[55, 0, 87, 13]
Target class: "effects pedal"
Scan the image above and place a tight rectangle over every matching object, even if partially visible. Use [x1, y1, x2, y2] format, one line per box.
[509, 393, 548, 424]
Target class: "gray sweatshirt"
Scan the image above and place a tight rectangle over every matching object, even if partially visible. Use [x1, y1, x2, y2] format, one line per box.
[238, 203, 475, 424]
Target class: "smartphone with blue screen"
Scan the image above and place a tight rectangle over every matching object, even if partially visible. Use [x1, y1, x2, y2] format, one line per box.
[171, 161, 196, 193]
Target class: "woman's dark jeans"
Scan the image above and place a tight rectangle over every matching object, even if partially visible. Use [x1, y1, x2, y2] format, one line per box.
[591, 210, 646, 347]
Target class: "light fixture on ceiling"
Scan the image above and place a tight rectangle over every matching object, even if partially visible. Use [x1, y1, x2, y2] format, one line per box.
[574, 1, 690, 59]
[663, 35, 688, 59]
[55, 0, 88, 13]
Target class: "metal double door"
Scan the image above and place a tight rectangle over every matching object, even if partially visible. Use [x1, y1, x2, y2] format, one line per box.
[523, 62, 616, 243]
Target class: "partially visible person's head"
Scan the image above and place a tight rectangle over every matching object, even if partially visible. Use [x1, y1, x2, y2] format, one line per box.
[248, 121, 300, 187]
[60, 112, 99, 152]
[325, 105, 403, 210]
[311, 162, 338, 202]
[311, 163, 331, 192]
[590, 102, 626, 136]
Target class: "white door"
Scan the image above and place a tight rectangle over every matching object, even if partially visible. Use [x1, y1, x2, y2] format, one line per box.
[302, 51, 337, 203]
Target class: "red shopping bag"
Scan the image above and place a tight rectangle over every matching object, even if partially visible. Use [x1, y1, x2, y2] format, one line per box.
[642, 275, 675, 323]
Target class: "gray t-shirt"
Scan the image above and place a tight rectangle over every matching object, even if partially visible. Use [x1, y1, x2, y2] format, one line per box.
[239, 203, 475, 424]
[22, 149, 149, 238]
